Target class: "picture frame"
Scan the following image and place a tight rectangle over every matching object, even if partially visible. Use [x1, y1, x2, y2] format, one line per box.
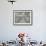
[13, 10, 33, 26]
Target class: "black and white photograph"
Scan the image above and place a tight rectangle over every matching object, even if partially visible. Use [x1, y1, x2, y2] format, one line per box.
[0, 0, 46, 46]
[13, 10, 32, 25]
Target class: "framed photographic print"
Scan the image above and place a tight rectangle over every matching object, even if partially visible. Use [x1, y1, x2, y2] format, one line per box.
[13, 10, 33, 26]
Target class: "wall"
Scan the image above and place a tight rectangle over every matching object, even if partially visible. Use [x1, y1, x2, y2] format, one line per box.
[0, 0, 46, 42]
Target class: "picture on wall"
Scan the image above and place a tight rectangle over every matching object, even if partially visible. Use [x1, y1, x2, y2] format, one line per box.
[13, 10, 33, 25]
